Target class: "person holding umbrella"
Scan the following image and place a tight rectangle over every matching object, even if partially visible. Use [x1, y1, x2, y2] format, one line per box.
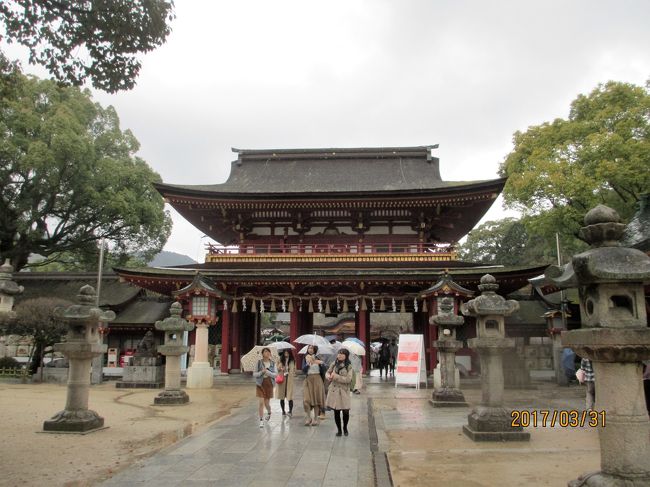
[325, 348, 353, 436]
[276, 349, 296, 417]
[302, 344, 326, 426]
[253, 347, 277, 428]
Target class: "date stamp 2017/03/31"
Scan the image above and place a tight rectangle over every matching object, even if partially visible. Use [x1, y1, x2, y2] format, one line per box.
[511, 409, 606, 428]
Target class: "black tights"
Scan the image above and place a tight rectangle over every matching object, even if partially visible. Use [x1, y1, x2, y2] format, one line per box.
[280, 399, 293, 413]
[334, 409, 350, 434]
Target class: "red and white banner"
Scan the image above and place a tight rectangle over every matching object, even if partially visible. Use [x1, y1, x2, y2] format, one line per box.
[395, 334, 427, 388]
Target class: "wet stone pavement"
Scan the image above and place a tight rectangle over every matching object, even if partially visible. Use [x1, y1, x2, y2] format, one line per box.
[101, 374, 377, 487]
[100, 370, 588, 487]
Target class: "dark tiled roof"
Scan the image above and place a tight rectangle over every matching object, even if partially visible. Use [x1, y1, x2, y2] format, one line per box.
[111, 298, 172, 325]
[156, 146, 502, 195]
[14, 272, 140, 307]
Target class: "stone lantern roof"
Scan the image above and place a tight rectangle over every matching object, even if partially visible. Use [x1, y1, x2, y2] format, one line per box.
[545, 205, 650, 288]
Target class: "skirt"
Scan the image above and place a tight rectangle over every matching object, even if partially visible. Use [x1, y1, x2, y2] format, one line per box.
[256, 377, 274, 399]
[303, 374, 325, 408]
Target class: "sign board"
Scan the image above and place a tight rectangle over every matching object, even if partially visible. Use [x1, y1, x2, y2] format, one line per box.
[395, 334, 428, 389]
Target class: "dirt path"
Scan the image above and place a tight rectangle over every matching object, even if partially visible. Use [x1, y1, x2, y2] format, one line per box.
[0, 382, 252, 487]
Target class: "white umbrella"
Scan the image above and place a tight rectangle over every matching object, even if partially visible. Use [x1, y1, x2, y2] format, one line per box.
[341, 341, 365, 356]
[270, 341, 295, 352]
[294, 333, 334, 354]
[240, 345, 280, 372]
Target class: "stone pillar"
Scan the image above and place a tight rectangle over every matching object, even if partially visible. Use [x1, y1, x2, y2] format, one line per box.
[220, 305, 231, 374]
[460, 275, 529, 441]
[186, 322, 213, 388]
[43, 285, 115, 433]
[431, 296, 467, 407]
[155, 302, 195, 405]
[545, 205, 650, 486]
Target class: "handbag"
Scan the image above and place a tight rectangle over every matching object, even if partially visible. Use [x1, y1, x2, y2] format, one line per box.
[275, 373, 285, 384]
[575, 368, 586, 384]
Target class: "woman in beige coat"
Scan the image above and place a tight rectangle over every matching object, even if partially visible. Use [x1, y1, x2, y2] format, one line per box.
[325, 348, 353, 436]
[276, 349, 295, 417]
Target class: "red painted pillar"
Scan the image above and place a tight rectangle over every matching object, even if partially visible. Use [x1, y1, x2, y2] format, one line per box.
[290, 302, 301, 369]
[231, 310, 241, 370]
[220, 304, 231, 373]
[358, 310, 369, 372]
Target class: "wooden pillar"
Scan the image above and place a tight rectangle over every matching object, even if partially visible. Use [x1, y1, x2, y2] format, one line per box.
[358, 310, 369, 372]
[290, 303, 301, 369]
[428, 298, 438, 373]
[231, 310, 241, 371]
[220, 305, 231, 373]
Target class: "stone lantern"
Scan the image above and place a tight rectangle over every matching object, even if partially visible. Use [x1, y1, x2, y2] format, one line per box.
[460, 274, 529, 441]
[431, 296, 468, 407]
[421, 272, 474, 406]
[43, 285, 115, 432]
[0, 259, 24, 320]
[154, 302, 195, 405]
[545, 205, 650, 486]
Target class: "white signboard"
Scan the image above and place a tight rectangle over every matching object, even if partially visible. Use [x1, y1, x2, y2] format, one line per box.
[395, 334, 428, 389]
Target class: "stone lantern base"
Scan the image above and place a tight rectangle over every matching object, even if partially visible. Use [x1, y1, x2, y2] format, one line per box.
[43, 409, 105, 433]
[569, 472, 650, 487]
[430, 387, 468, 408]
[462, 406, 530, 442]
[154, 389, 190, 405]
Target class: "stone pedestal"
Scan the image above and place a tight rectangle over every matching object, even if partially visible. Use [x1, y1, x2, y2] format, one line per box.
[186, 323, 213, 389]
[43, 286, 115, 433]
[431, 339, 468, 407]
[461, 275, 530, 442]
[116, 356, 164, 388]
[154, 302, 194, 405]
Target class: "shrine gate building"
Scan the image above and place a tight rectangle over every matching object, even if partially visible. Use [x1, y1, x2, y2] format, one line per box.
[116, 146, 545, 377]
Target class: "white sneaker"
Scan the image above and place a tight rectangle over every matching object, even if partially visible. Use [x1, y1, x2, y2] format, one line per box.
[265, 413, 271, 421]
[259, 420, 264, 428]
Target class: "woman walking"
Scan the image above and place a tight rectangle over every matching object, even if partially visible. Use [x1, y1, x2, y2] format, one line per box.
[302, 345, 325, 426]
[253, 347, 277, 428]
[325, 348, 353, 436]
[276, 349, 296, 417]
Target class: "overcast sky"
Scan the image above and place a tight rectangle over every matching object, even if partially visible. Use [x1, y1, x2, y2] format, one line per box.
[7, 1, 650, 262]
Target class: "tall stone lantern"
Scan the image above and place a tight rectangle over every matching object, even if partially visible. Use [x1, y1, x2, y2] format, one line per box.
[420, 272, 474, 403]
[460, 274, 530, 441]
[154, 302, 195, 405]
[430, 296, 468, 407]
[545, 205, 650, 487]
[43, 285, 115, 432]
[0, 259, 24, 319]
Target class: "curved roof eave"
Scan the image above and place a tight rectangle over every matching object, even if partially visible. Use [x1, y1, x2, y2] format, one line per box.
[153, 178, 507, 201]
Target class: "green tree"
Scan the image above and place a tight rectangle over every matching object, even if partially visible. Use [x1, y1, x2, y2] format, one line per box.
[499, 80, 650, 245]
[458, 217, 556, 266]
[1, 297, 72, 374]
[0, 0, 175, 92]
[0, 58, 172, 271]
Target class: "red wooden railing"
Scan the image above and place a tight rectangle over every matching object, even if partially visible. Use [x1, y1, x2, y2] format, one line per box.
[205, 242, 455, 256]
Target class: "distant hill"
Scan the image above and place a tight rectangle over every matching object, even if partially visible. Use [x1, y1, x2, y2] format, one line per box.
[148, 251, 197, 267]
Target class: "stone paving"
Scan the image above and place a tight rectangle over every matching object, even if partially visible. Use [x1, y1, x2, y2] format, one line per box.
[101, 374, 375, 487]
[100, 370, 594, 487]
